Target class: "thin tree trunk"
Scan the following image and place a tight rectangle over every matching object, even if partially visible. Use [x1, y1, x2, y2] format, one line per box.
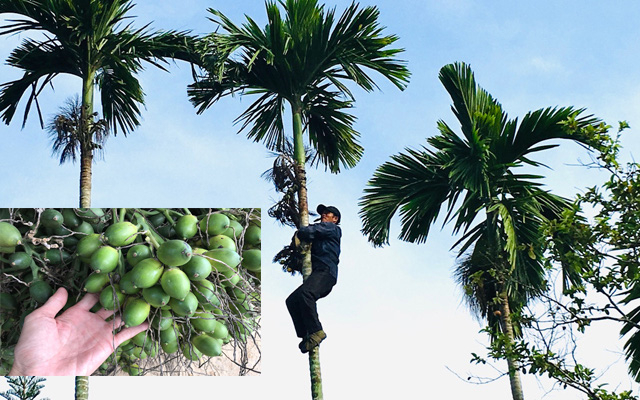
[499, 291, 525, 400]
[79, 72, 94, 207]
[75, 376, 89, 400]
[76, 71, 94, 399]
[79, 150, 92, 207]
[292, 105, 323, 400]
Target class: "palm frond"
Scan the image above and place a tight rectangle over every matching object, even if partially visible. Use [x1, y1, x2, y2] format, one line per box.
[506, 106, 601, 165]
[430, 120, 492, 201]
[104, 28, 201, 70]
[455, 232, 539, 341]
[621, 290, 640, 381]
[454, 245, 503, 331]
[96, 62, 142, 135]
[360, 62, 592, 341]
[325, 2, 409, 91]
[0, 0, 62, 35]
[438, 62, 503, 144]
[0, 38, 79, 127]
[359, 147, 452, 246]
[304, 85, 362, 172]
[236, 91, 286, 151]
[187, 59, 249, 114]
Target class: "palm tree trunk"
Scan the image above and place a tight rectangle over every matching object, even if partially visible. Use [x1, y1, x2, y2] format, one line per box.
[75, 376, 89, 400]
[292, 105, 323, 400]
[499, 291, 525, 400]
[77, 72, 94, 394]
[79, 149, 92, 207]
[79, 72, 95, 207]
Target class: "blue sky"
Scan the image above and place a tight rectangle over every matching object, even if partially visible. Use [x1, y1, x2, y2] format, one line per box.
[2, 1, 640, 399]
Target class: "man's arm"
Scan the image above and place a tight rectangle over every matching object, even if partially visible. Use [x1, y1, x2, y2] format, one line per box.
[297, 222, 337, 242]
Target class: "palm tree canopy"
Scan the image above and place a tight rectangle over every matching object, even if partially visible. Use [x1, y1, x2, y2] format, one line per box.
[188, 0, 410, 172]
[359, 62, 602, 342]
[360, 62, 600, 254]
[0, 0, 199, 133]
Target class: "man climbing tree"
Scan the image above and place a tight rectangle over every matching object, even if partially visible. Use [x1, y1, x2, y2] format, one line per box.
[286, 205, 341, 353]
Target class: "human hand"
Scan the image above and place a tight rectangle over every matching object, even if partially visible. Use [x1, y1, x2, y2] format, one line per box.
[9, 287, 148, 376]
[293, 232, 301, 248]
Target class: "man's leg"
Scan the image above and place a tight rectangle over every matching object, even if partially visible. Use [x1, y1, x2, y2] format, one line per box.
[297, 271, 335, 335]
[286, 286, 309, 339]
[286, 271, 336, 352]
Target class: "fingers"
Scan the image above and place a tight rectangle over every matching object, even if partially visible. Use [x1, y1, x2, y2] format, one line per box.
[114, 322, 149, 347]
[110, 315, 123, 328]
[105, 315, 124, 334]
[74, 292, 99, 311]
[33, 287, 68, 318]
[95, 308, 114, 320]
[103, 315, 124, 334]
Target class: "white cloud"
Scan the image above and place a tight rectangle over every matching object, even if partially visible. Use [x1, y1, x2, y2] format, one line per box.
[529, 56, 565, 74]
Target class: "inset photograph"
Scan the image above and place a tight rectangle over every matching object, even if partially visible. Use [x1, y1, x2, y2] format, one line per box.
[0, 208, 261, 376]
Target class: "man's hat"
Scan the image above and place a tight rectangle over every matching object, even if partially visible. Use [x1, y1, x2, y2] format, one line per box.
[317, 204, 341, 224]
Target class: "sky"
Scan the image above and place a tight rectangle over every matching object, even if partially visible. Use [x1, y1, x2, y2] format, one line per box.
[2, 1, 640, 399]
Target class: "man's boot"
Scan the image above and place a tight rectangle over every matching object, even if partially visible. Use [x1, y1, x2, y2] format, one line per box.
[300, 330, 327, 353]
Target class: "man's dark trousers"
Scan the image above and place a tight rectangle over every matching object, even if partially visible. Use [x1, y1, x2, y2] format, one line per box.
[286, 270, 336, 338]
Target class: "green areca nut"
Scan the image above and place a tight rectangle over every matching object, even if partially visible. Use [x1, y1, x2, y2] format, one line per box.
[90, 246, 119, 273]
[0, 222, 21, 247]
[157, 240, 192, 267]
[161, 268, 191, 300]
[123, 298, 151, 327]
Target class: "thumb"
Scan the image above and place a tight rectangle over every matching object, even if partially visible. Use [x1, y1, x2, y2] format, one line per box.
[33, 287, 68, 318]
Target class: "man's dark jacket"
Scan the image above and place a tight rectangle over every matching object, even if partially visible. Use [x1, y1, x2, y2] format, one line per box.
[297, 221, 341, 280]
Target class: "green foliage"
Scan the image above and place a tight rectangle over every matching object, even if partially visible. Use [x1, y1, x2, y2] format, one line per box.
[0, 0, 199, 206]
[0, 377, 49, 400]
[188, 0, 410, 173]
[475, 329, 637, 400]
[469, 121, 639, 398]
[359, 62, 602, 332]
[545, 121, 640, 381]
[360, 62, 601, 250]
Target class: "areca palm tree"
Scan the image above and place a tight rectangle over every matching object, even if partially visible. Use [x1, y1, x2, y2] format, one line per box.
[0, 0, 198, 206]
[188, 1, 409, 398]
[359, 62, 600, 400]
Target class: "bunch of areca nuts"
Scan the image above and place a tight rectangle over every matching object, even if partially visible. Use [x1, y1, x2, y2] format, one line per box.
[0, 208, 261, 376]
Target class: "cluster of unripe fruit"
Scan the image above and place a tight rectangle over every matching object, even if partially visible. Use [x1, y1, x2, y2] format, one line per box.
[0, 208, 260, 376]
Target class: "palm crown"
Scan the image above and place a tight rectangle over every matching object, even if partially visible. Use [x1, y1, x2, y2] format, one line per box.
[0, 0, 197, 133]
[360, 62, 601, 315]
[188, 0, 410, 173]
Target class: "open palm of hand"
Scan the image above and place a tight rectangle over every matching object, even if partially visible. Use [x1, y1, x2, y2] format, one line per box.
[9, 288, 148, 376]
